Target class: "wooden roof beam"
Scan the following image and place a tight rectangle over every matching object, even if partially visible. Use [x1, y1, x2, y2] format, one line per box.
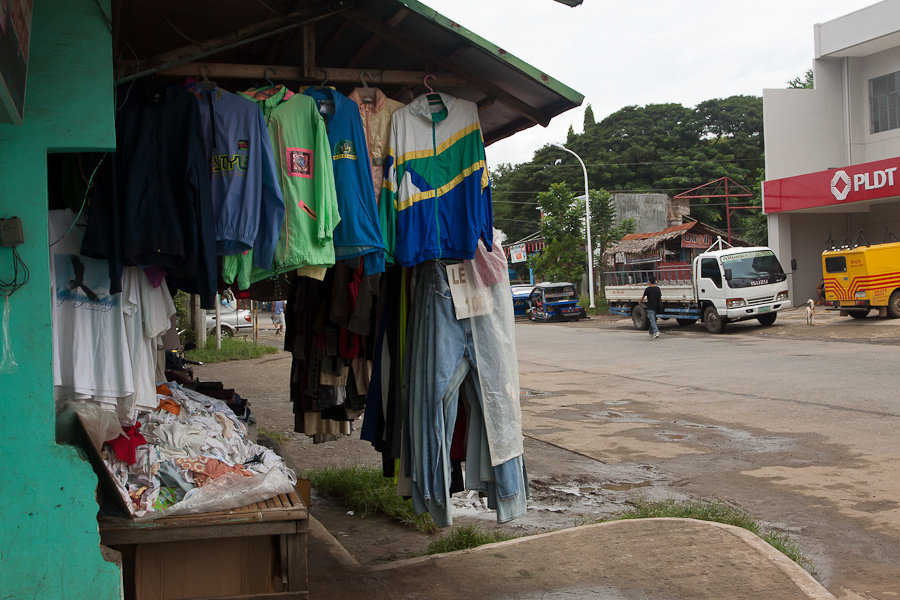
[116, 4, 347, 84]
[347, 8, 409, 68]
[155, 62, 468, 87]
[343, 9, 549, 127]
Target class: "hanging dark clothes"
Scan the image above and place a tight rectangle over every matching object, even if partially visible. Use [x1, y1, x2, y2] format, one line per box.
[81, 80, 217, 308]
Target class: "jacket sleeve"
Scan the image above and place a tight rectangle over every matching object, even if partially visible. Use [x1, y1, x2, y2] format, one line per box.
[379, 136, 398, 266]
[313, 110, 340, 245]
[252, 108, 285, 269]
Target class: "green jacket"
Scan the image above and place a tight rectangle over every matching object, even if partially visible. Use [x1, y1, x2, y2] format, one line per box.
[223, 87, 340, 288]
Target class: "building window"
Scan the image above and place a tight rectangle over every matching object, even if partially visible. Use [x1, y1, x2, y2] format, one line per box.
[869, 71, 900, 134]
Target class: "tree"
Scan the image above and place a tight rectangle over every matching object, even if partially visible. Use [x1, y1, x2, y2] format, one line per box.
[493, 96, 767, 245]
[527, 183, 588, 284]
[787, 69, 814, 89]
[583, 104, 595, 130]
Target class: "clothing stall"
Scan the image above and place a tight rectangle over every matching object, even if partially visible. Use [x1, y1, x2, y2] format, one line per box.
[32, 2, 583, 598]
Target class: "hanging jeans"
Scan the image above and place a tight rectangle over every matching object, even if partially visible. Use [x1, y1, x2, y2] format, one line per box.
[406, 260, 527, 527]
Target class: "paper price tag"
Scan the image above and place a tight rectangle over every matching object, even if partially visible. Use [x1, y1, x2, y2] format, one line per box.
[447, 263, 493, 319]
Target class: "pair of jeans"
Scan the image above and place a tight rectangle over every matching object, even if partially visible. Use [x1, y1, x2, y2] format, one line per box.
[406, 261, 526, 527]
[647, 309, 659, 336]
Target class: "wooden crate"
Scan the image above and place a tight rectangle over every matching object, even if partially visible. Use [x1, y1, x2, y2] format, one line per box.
[100, 489, 308, 600]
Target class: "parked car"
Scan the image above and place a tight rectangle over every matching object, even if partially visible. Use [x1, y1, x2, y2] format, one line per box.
[205, 305, 253, 337]
[526, 282, 586, 322]
[511, 284, 535, 318]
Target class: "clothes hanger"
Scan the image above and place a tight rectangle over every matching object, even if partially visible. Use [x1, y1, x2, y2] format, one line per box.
[198, 65, 217, 91]
[358, 71, 376, 104]
[264, 67, 277, 87]
[310, 69, 335, 115]
[424, 74, 444, 112]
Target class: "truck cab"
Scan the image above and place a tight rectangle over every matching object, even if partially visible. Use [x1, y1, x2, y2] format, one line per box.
[694, 246, 790, 332]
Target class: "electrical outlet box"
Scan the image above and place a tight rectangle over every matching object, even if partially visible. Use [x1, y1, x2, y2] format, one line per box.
[0, 217, 24, 247]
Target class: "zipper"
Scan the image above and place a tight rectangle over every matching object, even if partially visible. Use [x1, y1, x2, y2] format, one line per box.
[432, 120, 441, 258]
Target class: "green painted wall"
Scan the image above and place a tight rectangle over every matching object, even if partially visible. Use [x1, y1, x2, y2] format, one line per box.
[0, 1, 120, 598]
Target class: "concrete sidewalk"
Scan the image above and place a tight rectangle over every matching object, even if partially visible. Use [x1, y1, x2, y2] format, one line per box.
[306, 515, 835, 599]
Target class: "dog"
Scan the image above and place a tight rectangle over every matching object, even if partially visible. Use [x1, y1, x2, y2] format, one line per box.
[805, 298, 816, 325]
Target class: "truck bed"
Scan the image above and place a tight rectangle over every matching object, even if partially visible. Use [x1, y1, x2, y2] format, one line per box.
[605, 284, 694, 303]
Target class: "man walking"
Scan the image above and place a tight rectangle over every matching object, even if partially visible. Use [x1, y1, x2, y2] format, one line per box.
[639, 274, 662, 339]
[272, 299, 285, 335]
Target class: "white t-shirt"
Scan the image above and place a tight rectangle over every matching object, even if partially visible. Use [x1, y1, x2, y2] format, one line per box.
[50, 209, 135, 407]
[120, 266, 176, 421]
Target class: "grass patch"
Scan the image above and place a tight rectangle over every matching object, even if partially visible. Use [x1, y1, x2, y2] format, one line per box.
[424, 523, 519, 555]
[305, 464, 438, 534]
[580, 294, 609, 316]
[611, 498, 816, 576]
[185, 337, 278, 363]
[258, 425, 289, 444]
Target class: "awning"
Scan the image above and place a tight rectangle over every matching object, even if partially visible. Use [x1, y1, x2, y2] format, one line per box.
[763, 157, 900, 214]
[111, 0, 584, 146]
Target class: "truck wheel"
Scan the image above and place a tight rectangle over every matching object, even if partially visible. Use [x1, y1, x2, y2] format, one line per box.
[631, 305, 648, 330]
[676, 318, 697, 326]
[888, 290, 900, 318]
[848, 309, 870, 319]
[757, 313, 777, 326]
[703, 306, 726, 333]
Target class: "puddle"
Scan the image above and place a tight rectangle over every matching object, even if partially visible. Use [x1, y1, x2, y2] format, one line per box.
[604, 400, 631, 406]
[588, 411, 659, 424]
[599, 481, 651, 492]
[661, 433, 686, 441]
[520, 388, 550, 397]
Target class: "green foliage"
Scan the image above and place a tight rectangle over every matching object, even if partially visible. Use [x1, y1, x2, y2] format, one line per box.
[305, 465, 438, 534]
[583, 103, 595, 130]
[173, 291, 193, 343]
[424, 524, 519, 555]
[787, 69, 814, 89]
[185, 337, 278, 363]
[527, 182, 590, 284]
[493, 96, 768, 244]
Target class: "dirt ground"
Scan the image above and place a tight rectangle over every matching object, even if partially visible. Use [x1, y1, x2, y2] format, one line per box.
[194, 307, 900, 596]
[194, 321, 651, 567]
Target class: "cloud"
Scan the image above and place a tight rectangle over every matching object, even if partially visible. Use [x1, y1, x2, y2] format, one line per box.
[421, 0, 876, 166]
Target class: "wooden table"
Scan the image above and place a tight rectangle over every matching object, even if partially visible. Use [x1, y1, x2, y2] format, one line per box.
[99, 489, 309, 600]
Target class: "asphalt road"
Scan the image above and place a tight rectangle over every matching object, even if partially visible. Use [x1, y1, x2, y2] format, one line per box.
[515, 308, 900, 600]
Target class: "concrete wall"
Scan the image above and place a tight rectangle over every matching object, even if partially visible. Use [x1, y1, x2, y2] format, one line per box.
[763, 59, 847, 180]
[611, 193, 669, 233]
[0, 1, 120, 598]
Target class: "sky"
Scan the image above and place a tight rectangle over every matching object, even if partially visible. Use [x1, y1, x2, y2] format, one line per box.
[420, 0, 880, 167]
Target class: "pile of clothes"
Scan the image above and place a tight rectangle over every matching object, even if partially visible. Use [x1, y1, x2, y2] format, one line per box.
[98, 381, 295, 519]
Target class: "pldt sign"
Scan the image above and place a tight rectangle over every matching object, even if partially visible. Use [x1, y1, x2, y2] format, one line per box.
[764, 157, 900, 213]
[830, 166, 898, 201]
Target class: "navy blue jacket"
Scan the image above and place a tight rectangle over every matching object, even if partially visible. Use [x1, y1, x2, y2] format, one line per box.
[82, 81, 217, 308]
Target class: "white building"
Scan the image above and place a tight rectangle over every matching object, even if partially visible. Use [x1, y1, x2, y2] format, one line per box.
[763, 0, 900, 305]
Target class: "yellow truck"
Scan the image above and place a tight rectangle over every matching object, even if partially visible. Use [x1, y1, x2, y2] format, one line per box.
[822, 239, 900, 318]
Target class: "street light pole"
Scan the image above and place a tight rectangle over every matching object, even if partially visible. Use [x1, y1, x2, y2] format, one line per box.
[552, 143, 595, 309]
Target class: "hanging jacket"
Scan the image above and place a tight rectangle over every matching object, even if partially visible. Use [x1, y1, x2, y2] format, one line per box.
[188, 84, 284, 268]
[81, 80, 217, 308]
[380, 92, 493, 267]
[223, 86, 339, 289]
[304, 87, 385, 276]
[347, 87, 405, 202]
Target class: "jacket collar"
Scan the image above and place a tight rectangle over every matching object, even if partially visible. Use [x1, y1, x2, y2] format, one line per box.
[408, 92, 455, 123]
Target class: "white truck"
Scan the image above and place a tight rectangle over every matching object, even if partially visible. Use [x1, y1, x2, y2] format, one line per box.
[605, 239, 791, 333]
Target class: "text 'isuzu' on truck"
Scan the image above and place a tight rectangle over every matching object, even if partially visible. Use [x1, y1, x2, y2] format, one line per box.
[822, 235, 900, 319]
[606, 239, 790, 333]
